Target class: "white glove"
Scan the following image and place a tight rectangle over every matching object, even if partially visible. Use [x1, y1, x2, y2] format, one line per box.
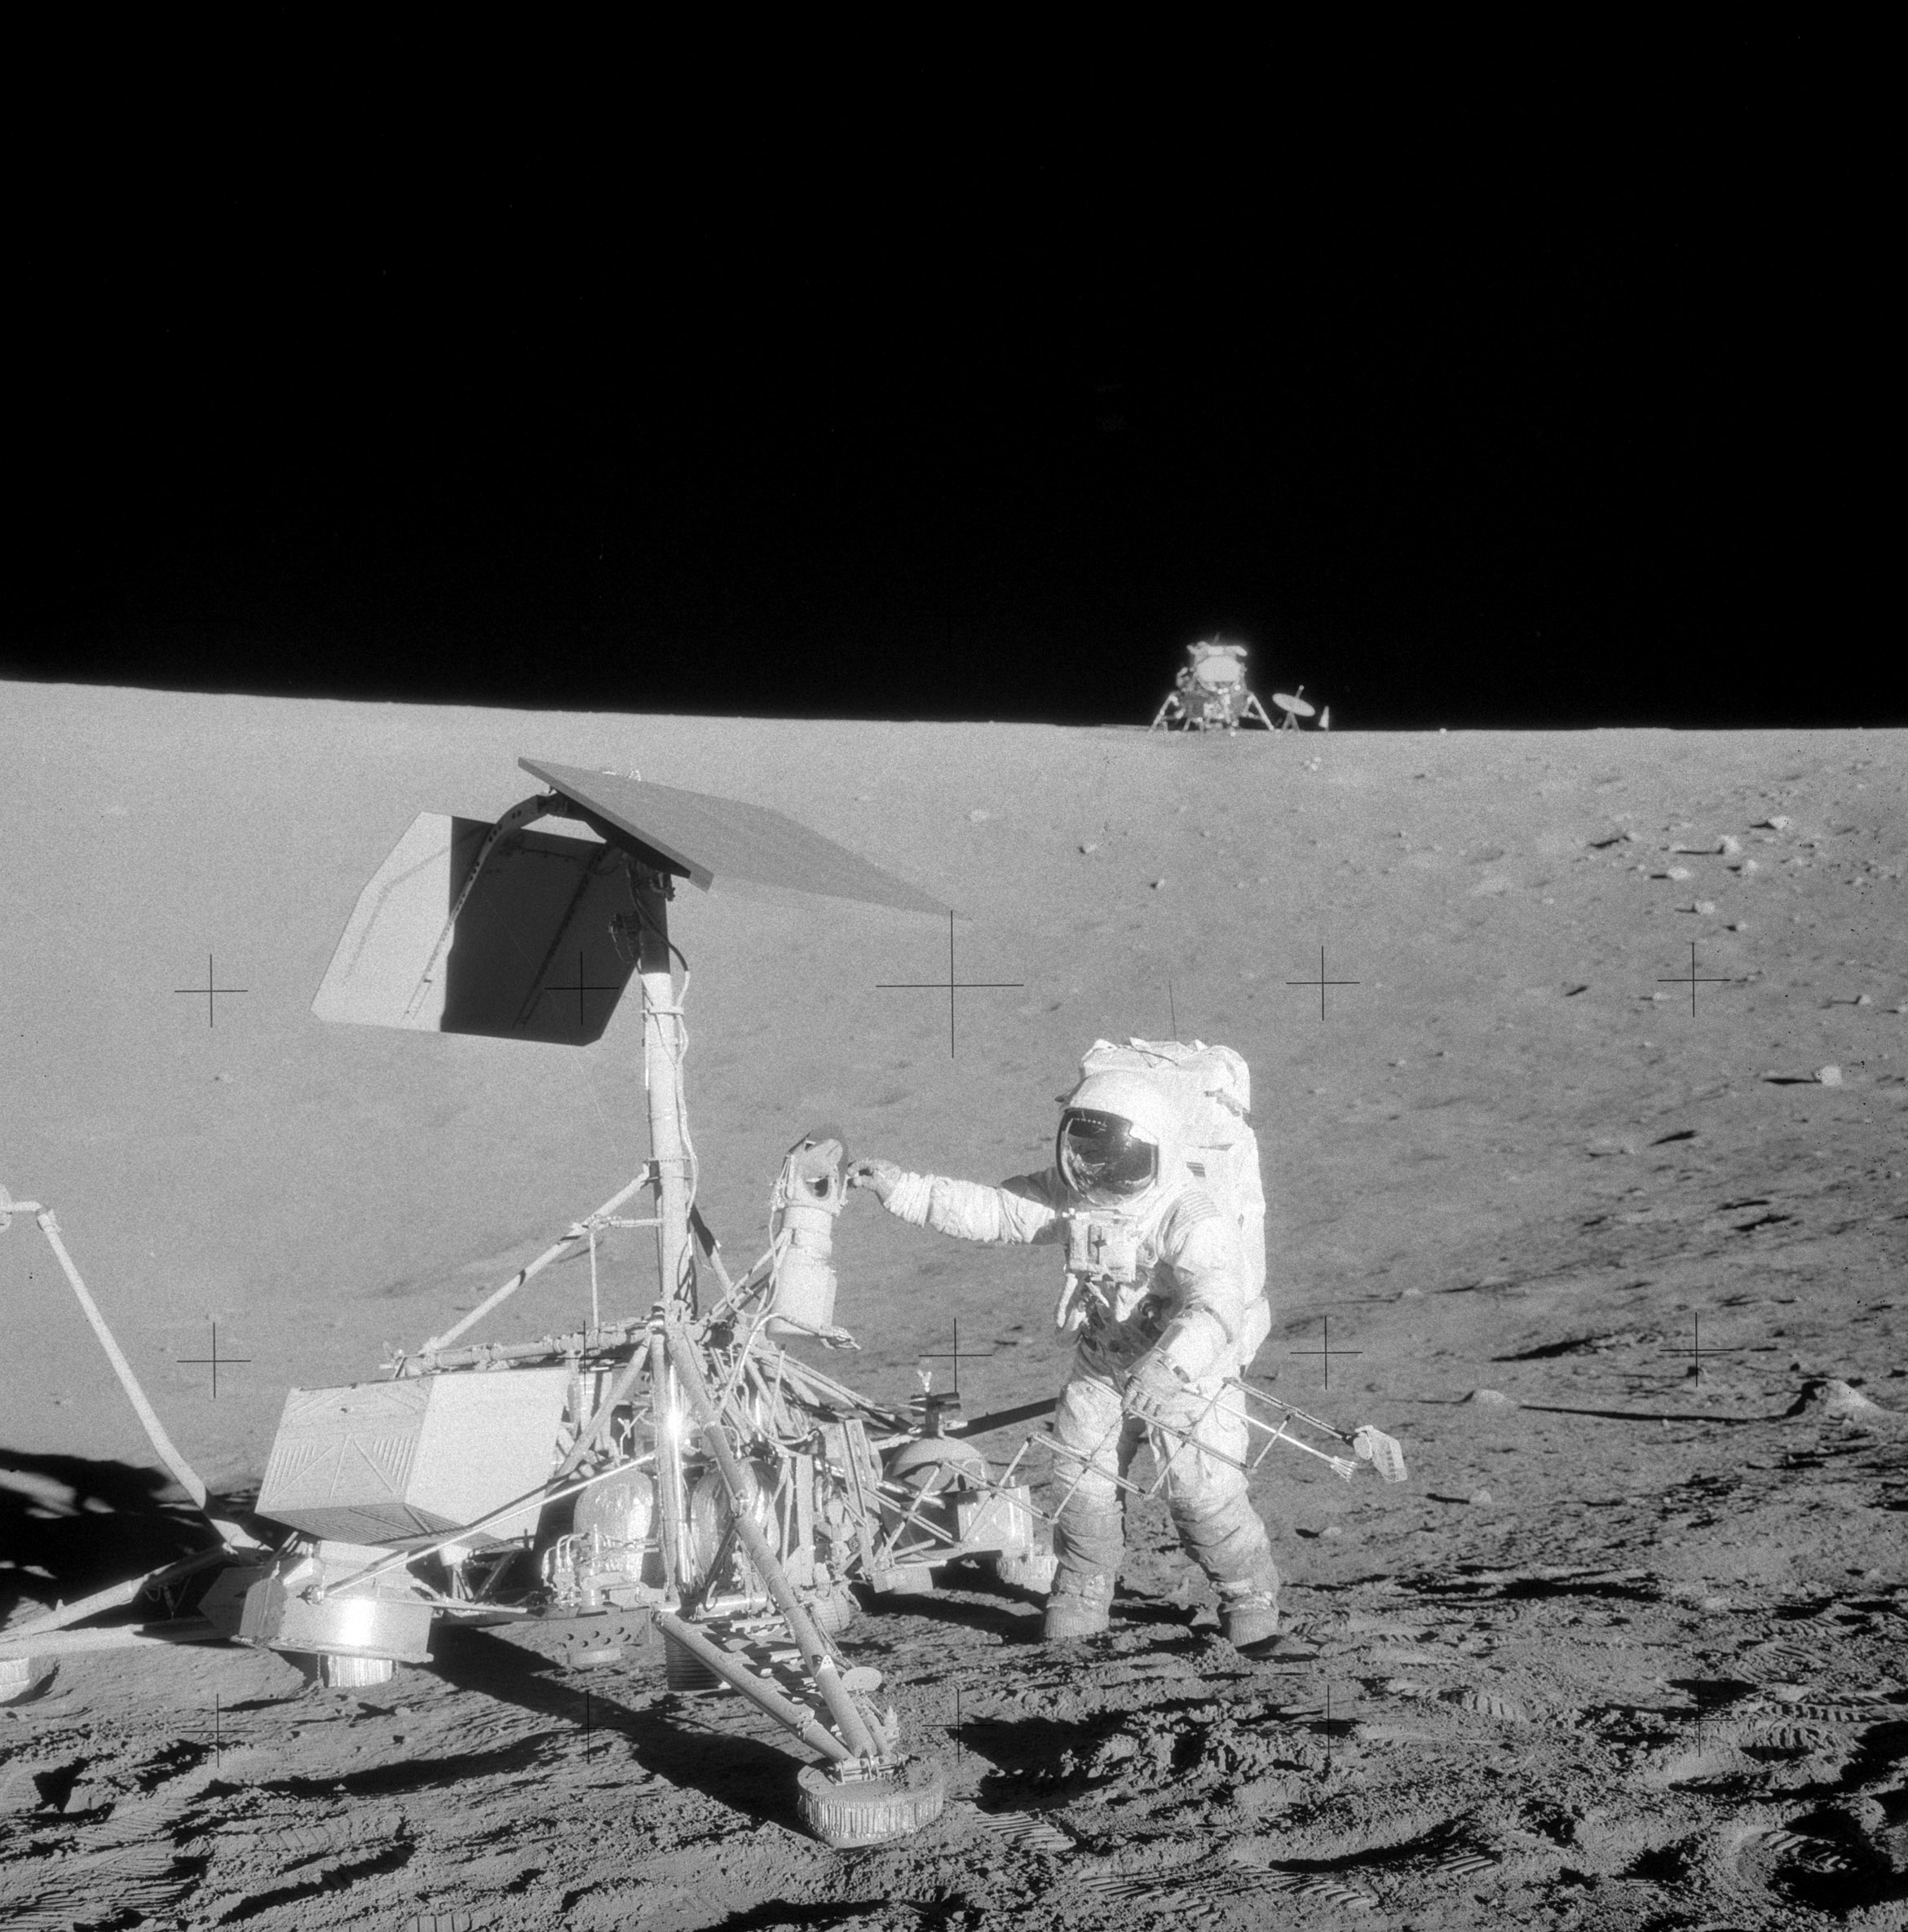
[846, 1157, 903, 1203]
[1122, 1348, 1190, 1425]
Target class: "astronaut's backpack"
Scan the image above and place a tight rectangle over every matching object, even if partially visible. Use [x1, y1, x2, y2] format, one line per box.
[1074, 1037, 1268, 1303]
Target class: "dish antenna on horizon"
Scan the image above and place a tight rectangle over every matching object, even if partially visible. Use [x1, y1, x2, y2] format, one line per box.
[1270, 686, 1316, 730]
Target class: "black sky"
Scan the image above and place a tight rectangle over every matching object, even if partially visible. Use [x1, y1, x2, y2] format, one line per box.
[11, 33, 1888, 727]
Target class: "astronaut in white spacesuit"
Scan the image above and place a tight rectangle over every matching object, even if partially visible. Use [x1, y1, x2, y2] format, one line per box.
[849, 1067, 1287, 1654]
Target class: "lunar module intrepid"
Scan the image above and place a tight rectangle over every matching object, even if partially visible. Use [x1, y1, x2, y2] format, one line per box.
[1151, 641, 1324, 733]
[1151, 640, 1277, 731]
[2, 759, 1401, 1846]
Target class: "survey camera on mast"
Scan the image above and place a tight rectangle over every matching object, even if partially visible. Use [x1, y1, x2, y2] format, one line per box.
[1150, 639, 1326, 733]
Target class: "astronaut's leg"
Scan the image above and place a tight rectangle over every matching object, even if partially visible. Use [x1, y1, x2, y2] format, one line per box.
[1151, 1381, 1283, 1652]
[1045, 1373, 1134, 1639]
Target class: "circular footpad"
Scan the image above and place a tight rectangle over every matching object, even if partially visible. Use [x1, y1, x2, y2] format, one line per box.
[796, 1758, 947, 1848]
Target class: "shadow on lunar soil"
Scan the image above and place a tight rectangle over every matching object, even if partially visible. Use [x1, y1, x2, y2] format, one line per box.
[0, 1448, 213, 1623]
[427, 1624, 806, 1831]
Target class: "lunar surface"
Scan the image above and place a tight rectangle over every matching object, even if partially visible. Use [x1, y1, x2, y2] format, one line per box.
[2, 685, 1905, 1930]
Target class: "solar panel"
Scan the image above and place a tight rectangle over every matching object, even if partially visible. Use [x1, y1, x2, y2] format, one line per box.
[313, 765, 949, 1042]
[520, 760, 950, 915]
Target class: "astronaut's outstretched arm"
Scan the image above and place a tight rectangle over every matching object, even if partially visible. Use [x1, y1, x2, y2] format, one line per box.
[847, 1160, 1062, 1246]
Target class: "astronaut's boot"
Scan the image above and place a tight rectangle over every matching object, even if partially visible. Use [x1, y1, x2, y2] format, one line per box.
[1175, 1498, 1292, 1657]
[1043, 1574, 1115, 1641]
[1045, 1502, 1122, 1642]
[1218, 1589, 1283, 1653]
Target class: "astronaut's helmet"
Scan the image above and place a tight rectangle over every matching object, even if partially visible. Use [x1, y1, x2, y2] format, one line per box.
[1056, 1070, 1182, 1205]
[1057, 1109, 1157, 1199]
